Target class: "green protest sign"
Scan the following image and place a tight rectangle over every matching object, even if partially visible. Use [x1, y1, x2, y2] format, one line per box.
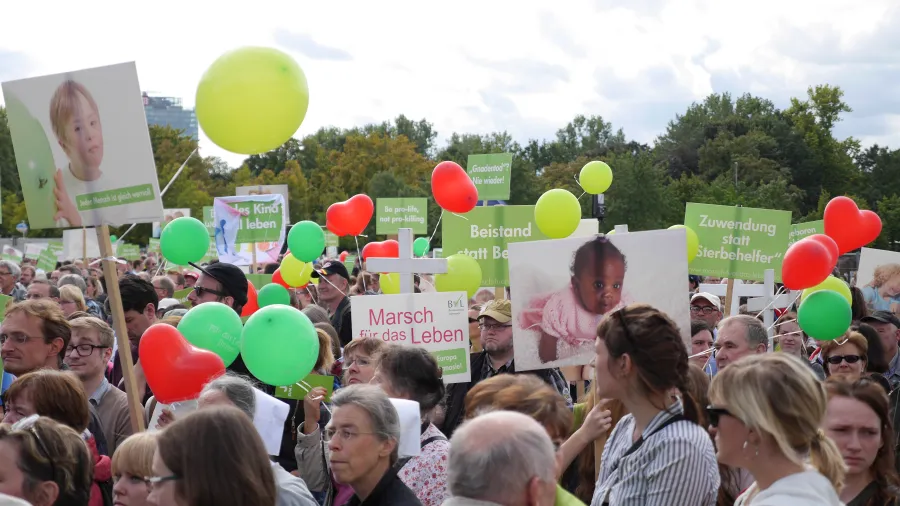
[684, 203, 792, 282]
[246, 273, 273, 289]
[148, 238, 161, 254]
[202, 206, 215, 236]
[325, 231, 339, 248]
[173, 288, 193, 308]
[275, 374, 335, 402]
[375, 198, 428, 235]
[343, 254, 357, 273]
[467, 153, 513, 200]
[47, 241, 63, 258]
[0, 294, 13, 321]
[36, 249, 57, 273]
[231, 201, 283, 244]
[117, 243, 141, 261]
[201, 242, 217, 263]
[442, 206, 549, 287]
[788, 220, 824, 247]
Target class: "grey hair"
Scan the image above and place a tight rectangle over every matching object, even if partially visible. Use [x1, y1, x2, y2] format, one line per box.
[201, 373, 257, 419]
[302, 305, 330, 325]
[448, 411, 556, 503]
[0, 260, 21, 280]
[330, 384, 400, 463]
[720, 314, 768, 349]
[30, 279, 60, 298]
[152, 276, 176, 298]
[58, 274, 87, 295]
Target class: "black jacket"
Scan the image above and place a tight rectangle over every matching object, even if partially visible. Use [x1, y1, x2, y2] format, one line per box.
[346, 466, 422, 506]
[332, 297, 353, 346]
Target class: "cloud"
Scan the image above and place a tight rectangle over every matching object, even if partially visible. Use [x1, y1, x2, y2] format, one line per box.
[466, 54, 570, 94]
[273, 30, 353, 61]
[0, 50, 29, 82]
[539, 12, 586, 58]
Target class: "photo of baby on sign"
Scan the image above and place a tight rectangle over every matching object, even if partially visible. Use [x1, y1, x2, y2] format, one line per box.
[508, 229, 691, 371]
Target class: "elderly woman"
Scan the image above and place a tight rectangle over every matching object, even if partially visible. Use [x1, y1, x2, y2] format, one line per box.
[821, 331, 869, 381]
[326, 385, 421, 505]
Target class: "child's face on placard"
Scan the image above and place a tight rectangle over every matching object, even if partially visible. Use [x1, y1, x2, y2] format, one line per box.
[573, 252, 625, 315]
[60, 91, 104, 171]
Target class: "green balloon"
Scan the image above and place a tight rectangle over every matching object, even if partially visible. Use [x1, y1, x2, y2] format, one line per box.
[258, 283, 291, 307]
[797, 289, 851, 341]
[413, 237, 430, 257]
[161, 217, 210, 265]
[435, 254, 482, 298]
[242, 305, 319, 386]
[287, 221, 325, 263]
[179, 302, 243, 366]
[110, 235, 118, 243]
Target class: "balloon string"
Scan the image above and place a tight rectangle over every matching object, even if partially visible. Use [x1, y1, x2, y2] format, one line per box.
[573, 174, 585, 191]
[429, 211, 443, 245]
[451, 212, 469, 221]
[578, 191, 586, 200]
[320, 271, 348, 298]
[353, 236, 367, 292]
[305, 285, 318, 306]
[296, 381, 332, 416]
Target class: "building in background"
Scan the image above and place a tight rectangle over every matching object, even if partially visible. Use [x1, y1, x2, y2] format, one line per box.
[142, 92, 198, 140]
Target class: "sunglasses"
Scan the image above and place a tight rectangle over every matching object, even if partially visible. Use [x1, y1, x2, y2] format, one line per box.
[826, 354, 862, 365]
[706, 406, 733, 428]
[192, 286, 228, 298]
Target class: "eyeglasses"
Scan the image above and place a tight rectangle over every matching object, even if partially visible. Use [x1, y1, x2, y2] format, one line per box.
[144, 475, 180, 490]
[478, 323, 511, 332]
[192, 286, 227, 298]
[0, 332, 36, 346]
[324, 427, 375, 442]
[468, 318, 478, 324]
[66, 344, 108, 357]
[690, 306, 718, 315]
[11, 415, 56, 481]
[0, 271, 12, 277]
[706, 406, 735, 427]
[345, 356, 372, 368]
[826, 354, 862, 365]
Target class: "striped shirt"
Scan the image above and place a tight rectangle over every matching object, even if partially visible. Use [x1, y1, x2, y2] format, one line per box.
[590, 399, 719, 506]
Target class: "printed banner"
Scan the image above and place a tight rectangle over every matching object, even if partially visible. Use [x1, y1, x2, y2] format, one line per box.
[325, 231, 339, 248]
[342, 254, 357, 274]
[202, 206, 215, 236]
[62, 228, 100, 260]
[788, 220, 824, 247]
[213, 195, 285, 266]
[375, 198, 428, 235]
[24, 242, 48, 258]
[148, 238, 161, 255]
[1, 246, 23, 263]
[467, 153, 512, 200]
[117, 243, 141, 261]
[152, 208, 191, 238]
[236, 184, 290, 223]
[350, 292, 471, 383]
[856, 248, 900, 313]
[684, 203, 791, 282]
[36, 248, 58, 272]
[2, 62, 163, 229]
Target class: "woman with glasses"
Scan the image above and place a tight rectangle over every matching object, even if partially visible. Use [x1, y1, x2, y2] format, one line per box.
[823, 377, 900, 505]
[708, 353, 845, 505]
[822, 331, 869, 381]
[59, 285, 88, 318]
[111, 432, 156, 506]
[0, 415, 93, 506]
[590, 304, 719, 506]
[148, 406, 276, 506]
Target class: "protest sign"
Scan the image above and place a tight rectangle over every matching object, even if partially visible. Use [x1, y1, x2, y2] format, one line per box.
[467, 153, 512, 200]
[36, 248, 58, 273]
[148, 238, 161, 255]
[0, 294, 13, 321]
[375, 198, 428, 235]
[152, 208, 191, 238]
[684, 203, 791, 282]
[62, 228, 100, 260]
[246, 274, 273, 289]
[24, 242, 48, 258]
[213, 195, 285, 266]
[856, 247, 900, 313]
[275, 374, 335, 402]
[237, 184, 290, 223]
[116, 243, 141, 261]
[351, 291, 471, 383]
[47, 241, 63, 259]
[325, 231, 339, 248]
[788, 220, 824, 247]
[202, 206, 215, 236]
[342, 254, 357, 274]
[2, 62, 163, 229]
[1, 246, 23, 263]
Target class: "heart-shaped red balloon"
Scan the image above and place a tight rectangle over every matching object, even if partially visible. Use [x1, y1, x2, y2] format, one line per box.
[241, 281, 259, 317]
[807, 234, 839, 266]
[361, 240, 399, 260]
[339, 251, 348, 262]
[824, 196, 882, 255]
[139, 324, 225, 404]
[432, 161, 479, 213]
[326, 195, 374, 237]
[782, 237, 834, 290]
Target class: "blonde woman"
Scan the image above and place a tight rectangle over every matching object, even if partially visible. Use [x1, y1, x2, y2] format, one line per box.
[708, 353, 846, 505]
[112, 432, 157, 506]
[59, 284, 87, 317]
[862, 263, 900, 312]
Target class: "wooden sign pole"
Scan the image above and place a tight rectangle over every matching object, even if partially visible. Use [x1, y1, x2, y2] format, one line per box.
[251, 245, 258, 275]
[96, 225, 146, 433]
[723, 279, 735, 318]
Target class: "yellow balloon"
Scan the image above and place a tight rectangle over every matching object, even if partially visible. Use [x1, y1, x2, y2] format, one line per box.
[380, 273, 401, 294]
[801, 276, 852, 305]
[281, 254, 312, 287]
[668, 225, 700, 263]
[535, 189, 581, 239]
[435, 254, 482, 298]
[606, 230, 615, 235]
[579, 161, 613, 194]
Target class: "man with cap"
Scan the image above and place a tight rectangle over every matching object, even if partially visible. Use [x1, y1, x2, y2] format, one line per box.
[311, 260, 353, 346]
[690, 292, 723, 374]
[187, 262, 248, 312]
[439, 299, 572, 438]
[862, 310, 900, 389]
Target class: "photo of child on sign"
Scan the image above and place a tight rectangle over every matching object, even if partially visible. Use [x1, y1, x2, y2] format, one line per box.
[2, 62, 164, 229]
[508, 229, 691, 371]
[856, 247, 900, 313]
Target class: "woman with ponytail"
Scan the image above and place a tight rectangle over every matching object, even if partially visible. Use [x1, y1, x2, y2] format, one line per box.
[708, 353, 845, 505]
[590, 304, 719, 506]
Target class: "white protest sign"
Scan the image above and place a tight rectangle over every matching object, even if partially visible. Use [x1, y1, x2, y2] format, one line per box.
[62, 228, 100, 260]
[351, 291, 471, 383]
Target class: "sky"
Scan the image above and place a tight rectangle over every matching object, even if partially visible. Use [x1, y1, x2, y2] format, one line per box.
[1, 0, 898, 168]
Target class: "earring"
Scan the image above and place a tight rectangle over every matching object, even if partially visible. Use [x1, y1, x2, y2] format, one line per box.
[755, 444, 759, 457]
[742, 441, 748, 450]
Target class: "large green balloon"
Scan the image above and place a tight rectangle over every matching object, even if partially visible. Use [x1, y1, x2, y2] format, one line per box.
[798, 289, 851, 341]
[435, 254, 482, 298]
[258, 283, 290, 307]
[287, 221, 325, 263]
[160, 217, 210, 266]
[413, 237, 430, 257]
[535, 189, 581, 238]
[196, 47, 310, 155]
[178, 302, 243, 366]
[242, 305, 319, 386]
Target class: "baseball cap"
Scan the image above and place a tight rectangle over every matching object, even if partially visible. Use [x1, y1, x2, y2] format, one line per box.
[691, 292, 722, 311]
[158, 298, 180, 311]
[479, 299, 511, 324]
[188, 262, 248, 307]
[184, 271, 199, 281]
[311, 260, 350, 282]
[861, 310, 900, 328]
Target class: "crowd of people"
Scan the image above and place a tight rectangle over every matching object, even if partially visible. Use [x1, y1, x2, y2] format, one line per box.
[0, 250, 895, 506]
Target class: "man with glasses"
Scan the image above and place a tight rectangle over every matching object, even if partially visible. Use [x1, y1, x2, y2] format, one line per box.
[0, 260, 26, 302]
[64, 316, 132, 454]
[187, 262, 247, 313]
[690, 292, 723, 375]
[25, 279, 59, 302]
[440, 299, 571, 438]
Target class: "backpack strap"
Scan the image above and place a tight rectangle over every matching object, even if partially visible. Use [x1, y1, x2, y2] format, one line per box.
[621, 414, 686, 460]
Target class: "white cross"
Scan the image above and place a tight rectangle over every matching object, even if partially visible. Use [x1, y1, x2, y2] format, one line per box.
[700, 269, 799, 343]
[365, 228, 448, 294]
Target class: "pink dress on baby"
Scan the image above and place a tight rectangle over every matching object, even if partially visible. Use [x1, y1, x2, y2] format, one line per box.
[519, 284, 631, 361]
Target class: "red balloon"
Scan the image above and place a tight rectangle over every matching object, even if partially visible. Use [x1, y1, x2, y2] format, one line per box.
[241, 281, 260, 317]
[326, 195, 374, 236]
[782, 237, 833, 290]
[339, 251, 348, 262]
[361, 240, 399, 260]
[139, 324, 225, 404]
[431, 161, 478, 213]
[272, 268, 291, 289]
[807, 234, 839, 266]
[824, 196, 882, 254]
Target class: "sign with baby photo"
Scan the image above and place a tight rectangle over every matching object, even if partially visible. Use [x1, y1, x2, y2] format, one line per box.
[376, 198, 428, 235]
[856, 247, 900, 313]
[508, 230, 692, 371]
[2, 62, 164, 229]
[684, 203, 792, 282]
[350, 291, 471, 383]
